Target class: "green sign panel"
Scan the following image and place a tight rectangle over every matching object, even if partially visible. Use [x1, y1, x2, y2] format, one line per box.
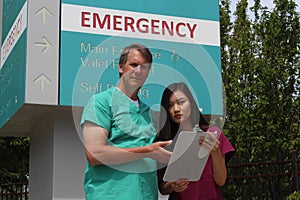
[0, 0, 27, 128]
[60, 0, 222, 115]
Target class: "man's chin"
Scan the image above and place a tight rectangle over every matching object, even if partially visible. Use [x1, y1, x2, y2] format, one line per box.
[127, 84, 141, 92]
[130, 81, 143, 88]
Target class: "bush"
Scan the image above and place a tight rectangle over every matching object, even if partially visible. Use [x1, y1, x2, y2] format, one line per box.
[286, 191, 300, 200]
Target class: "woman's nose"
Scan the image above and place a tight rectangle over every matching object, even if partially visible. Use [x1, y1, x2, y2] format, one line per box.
[174, 103, 181, 111]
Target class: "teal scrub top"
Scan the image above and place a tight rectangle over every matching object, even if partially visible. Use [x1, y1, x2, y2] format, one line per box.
[81, 87, 158, 200]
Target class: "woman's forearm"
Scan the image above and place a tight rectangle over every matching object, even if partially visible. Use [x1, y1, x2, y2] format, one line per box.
[211, 150, 227, 186]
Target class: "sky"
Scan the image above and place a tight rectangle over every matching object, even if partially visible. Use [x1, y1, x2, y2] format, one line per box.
[230, 0, 300, 17]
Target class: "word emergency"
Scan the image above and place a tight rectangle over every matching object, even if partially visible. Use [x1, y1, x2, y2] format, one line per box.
[81, 11, 198, 39]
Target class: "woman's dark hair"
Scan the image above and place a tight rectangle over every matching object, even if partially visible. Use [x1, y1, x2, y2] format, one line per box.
[156, 82, 209, 141]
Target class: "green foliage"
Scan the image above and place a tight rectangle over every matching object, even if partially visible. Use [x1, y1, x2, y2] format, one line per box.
[286, 191, 300, 200]
[0, 137, 30, 178]
[220, 0, 300, 198]
[221, 0, 300, 164]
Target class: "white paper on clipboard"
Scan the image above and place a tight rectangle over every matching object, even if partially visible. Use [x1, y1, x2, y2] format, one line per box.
[163, 129, 212, 181]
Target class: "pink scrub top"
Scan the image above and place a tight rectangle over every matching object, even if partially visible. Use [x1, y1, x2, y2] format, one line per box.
[168, 126, 235, 200]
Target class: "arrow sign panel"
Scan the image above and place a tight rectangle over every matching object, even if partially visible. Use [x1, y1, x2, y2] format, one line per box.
[35, 7, 53, 24]
[34, 36, 52, 53]
[26, 0, 59, 105]
[34, 74, 51, 91]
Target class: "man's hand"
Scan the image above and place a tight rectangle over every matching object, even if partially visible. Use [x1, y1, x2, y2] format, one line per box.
[146, 140, 172, 163]
[84, 122, 173, 165]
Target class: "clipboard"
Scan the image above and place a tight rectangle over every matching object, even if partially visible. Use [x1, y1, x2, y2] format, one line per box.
[163, 127, 216, 181]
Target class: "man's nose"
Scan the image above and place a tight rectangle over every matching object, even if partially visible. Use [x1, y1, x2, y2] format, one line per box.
[134, 65, 142, 73]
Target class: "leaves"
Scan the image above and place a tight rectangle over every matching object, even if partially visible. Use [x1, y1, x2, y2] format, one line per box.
[0, 137, 30, 178]
[220, 0, 300, 164]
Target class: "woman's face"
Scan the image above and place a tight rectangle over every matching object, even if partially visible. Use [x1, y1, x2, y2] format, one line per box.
[168, 89, 192, 125]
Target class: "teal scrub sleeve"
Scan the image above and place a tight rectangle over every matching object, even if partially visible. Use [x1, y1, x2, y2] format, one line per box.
[81, 94, 112, 131]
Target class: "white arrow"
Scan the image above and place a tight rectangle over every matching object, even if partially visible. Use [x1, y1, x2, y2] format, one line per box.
[35, 7, 52, 24]
[34, 74, 51, 91]
[34, 36, 52, 53]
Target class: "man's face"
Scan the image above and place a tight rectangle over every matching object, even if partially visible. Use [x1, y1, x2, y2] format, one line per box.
[119, 49, 151, 91]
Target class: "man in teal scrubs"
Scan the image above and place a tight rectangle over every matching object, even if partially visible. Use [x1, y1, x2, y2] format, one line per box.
[81, 43, 172, 200]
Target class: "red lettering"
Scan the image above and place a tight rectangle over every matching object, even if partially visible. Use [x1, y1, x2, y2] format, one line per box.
[113, 15, 122, 31]
[151, 19, 160, 34]
[81, 12, 91, 27]
[93, 13, 110, 29]
[2, 14, 23, 63]
[124, 16, 135, 32]
[17, 15, 22, 34]
[187, 23, 197, 38]
[79, 11, 199, 41]
[176, 22, 186, 37]
[162, 21, 174, 36]
[137, 18, 149, 33]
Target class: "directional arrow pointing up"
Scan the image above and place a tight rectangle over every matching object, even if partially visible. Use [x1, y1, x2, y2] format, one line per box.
[35, 7, 53, 24]
[34, 74, 51, 91]
[34, 36, 52, 53]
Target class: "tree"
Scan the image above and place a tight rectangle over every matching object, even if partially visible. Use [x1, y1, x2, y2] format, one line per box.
[220, 0, 300, 197]
[222, 0, 300, 163]
[222, 0, 261, 162]
[254, 0, 300, 159]
[0, 137, 29, 180]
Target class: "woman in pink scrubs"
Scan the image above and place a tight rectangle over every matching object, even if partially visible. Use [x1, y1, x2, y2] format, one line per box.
[156, 82, 235, 200]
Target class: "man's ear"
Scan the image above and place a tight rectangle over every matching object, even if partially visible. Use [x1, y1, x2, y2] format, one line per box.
[118, 64, 123, 74]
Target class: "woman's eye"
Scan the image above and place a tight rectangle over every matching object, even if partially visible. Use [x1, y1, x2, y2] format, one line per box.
[178, 100, 185, 105]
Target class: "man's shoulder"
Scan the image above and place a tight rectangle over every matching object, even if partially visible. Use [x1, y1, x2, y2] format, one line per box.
[85, 87, 115, 108]
[93, 87, 115, 99]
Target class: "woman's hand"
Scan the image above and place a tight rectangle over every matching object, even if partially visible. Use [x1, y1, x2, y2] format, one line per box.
[198, 131, 227, 186]
[166, 179, 189, 193]
[198, 131, 220, 156]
